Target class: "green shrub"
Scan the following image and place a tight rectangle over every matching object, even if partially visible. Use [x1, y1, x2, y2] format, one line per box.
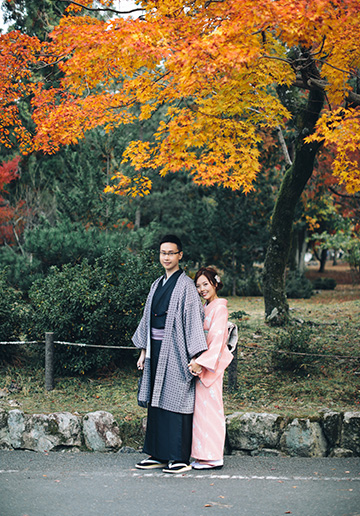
[271, 325, 322, 374]
[0, 248, 44, 293]
[222, 270, 263, 297]
[237, 272, 263, 296]
[26, 249, 162, 374]
[0, 269, 26, 363]
[286, 270, 313, 299]
[311, 277, 337, 290]
[0, 220, 126, 294]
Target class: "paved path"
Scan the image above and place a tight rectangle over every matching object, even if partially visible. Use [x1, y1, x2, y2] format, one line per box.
[0, 451, 359, 516]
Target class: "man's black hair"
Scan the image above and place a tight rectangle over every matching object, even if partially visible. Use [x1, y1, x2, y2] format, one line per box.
[159, 234, 183, 252]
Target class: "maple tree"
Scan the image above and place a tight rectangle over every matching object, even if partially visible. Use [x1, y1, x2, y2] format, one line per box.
[1, 0, 360, 324]
[0, 155, 26, 245]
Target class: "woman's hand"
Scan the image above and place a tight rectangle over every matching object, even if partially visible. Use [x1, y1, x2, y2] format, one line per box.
[188, 358, 202, 376]
[137, 349, 146, 371]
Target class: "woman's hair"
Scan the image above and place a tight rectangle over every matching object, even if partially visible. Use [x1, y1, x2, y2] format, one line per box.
[194, 267, 223, 292]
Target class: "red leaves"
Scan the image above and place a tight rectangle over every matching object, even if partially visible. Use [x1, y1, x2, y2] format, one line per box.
[0, 156, 26, 245]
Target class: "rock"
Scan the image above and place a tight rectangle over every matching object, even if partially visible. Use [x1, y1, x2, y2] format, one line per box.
[250, 448, 283, 457]
[320, 411, 342, 448]
[280, 418, 328, 457]
[0, 409, 10, 449]
[1, 408, 359, 456]
[226, 412, 285, 451]
[230, 449, 251, 456]
[118, 446, 136, 453]
[8, 400, 21, 407]
[22, 412, 82, 452]
[83, 411, 122, 452]
[6, 411, 82, 452]
[340, 412, 360, 455]
[8, 409, 25, 449]
[329, 447, 355, 458]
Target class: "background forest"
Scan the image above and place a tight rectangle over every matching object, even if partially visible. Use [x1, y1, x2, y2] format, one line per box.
[0, 1, 359, 376]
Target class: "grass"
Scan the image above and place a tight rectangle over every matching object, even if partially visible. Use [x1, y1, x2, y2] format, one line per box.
[225, 281, 360, 418]
[1, 268, 359, 448]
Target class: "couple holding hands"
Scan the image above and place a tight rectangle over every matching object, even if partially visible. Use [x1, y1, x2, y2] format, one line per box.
[133, 235, 234, 474]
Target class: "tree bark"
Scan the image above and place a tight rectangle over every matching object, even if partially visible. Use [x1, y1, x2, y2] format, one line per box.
[263, 88, 324, 326]
[318, 248, 328, 272]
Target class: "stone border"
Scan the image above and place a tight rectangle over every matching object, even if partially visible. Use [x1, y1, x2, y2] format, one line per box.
[226, 410, 360, 457]
[0, 408, 359, 456]
[0, 409, 122, 453]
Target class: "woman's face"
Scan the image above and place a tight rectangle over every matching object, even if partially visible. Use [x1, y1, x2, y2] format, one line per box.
[195, 274, 217, 303]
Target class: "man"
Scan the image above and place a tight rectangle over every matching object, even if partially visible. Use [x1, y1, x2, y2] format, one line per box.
[133, 235, 207, 474]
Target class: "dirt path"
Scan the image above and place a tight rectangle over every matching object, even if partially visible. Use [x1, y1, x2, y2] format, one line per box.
[305, 261, 359, 285]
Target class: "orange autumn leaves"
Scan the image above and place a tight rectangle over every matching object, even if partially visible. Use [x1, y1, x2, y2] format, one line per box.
[0, 0, 360, 194]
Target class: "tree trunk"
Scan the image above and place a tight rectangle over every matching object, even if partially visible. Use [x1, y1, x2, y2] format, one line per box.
[263, 88, 324, 326]
[134, 195, 141, 229]
[318, 248, 327, 272]
[298, 228, 307, 273]
[231, 248, 237, 296]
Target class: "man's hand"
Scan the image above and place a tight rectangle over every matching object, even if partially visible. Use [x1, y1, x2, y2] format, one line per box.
[137, 349, 146, 370]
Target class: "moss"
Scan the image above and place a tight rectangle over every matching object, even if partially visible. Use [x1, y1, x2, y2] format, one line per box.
[47, 418, 59, 435]
[117, 418, 144, 449]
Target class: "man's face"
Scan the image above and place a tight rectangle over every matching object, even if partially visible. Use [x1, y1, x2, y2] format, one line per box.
[159, 242, 183, 275]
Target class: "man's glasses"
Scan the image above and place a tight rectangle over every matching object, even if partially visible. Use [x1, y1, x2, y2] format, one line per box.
[160, 251, 180, 256]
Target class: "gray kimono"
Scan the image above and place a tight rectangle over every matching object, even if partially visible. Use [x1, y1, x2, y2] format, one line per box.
[133, 271, 208, 414]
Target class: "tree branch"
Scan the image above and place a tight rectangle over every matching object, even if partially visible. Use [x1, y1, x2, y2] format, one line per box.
[12, 225, 25, 256]
[329, 186, 360, 200]
[276, 126, 292, 166]
[58, 0, 144, 16]
[292, 76, 360, 107]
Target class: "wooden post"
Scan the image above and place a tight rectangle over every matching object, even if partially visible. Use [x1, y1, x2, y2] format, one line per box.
[45, 332, 54, 391]
[227, 344, 238, 392]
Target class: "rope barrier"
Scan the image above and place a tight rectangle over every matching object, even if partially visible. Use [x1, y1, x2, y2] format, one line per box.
[0, 341, 40, 345]
[0, 340, 136, 350]
[239, 343, 360, 360]
[54, 341, 137, 350]
[2, 333, 358, 393]
[1, 339, 358, 359]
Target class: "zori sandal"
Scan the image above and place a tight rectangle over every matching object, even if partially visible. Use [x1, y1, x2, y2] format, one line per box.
[136, 457, 167, 469]
[163, 461, 192, 474]
[191, 460, 223, 470]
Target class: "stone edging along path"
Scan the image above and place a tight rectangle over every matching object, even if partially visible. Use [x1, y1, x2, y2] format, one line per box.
[0, 408, 359, 457]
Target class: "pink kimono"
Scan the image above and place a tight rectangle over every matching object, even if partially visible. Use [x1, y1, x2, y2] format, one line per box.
[191, 298, 233, 461]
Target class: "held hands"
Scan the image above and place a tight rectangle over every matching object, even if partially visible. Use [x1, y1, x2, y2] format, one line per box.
[188, 358, 202, 376]
[137, 349, 146, 371]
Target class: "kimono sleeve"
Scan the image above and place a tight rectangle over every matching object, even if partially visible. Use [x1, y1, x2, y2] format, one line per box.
[183, 287, 208, 359]
[196, 304, 228, 373]
[131, 281, 157, 350]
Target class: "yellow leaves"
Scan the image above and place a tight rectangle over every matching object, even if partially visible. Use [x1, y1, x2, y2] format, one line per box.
[305, 216, 320, 232]
[122, 141, 153, 171]
[1, 0, 360, 196]
[105, 172, 152, 197]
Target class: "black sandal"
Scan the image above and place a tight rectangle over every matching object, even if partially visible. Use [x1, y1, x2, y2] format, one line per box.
[136, 457, 167, 469]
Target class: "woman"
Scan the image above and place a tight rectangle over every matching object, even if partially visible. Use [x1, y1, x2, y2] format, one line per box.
[188, 267, 234, 470]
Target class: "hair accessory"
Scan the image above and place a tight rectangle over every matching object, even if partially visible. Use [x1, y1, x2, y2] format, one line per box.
[215, 274, 221, 283]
